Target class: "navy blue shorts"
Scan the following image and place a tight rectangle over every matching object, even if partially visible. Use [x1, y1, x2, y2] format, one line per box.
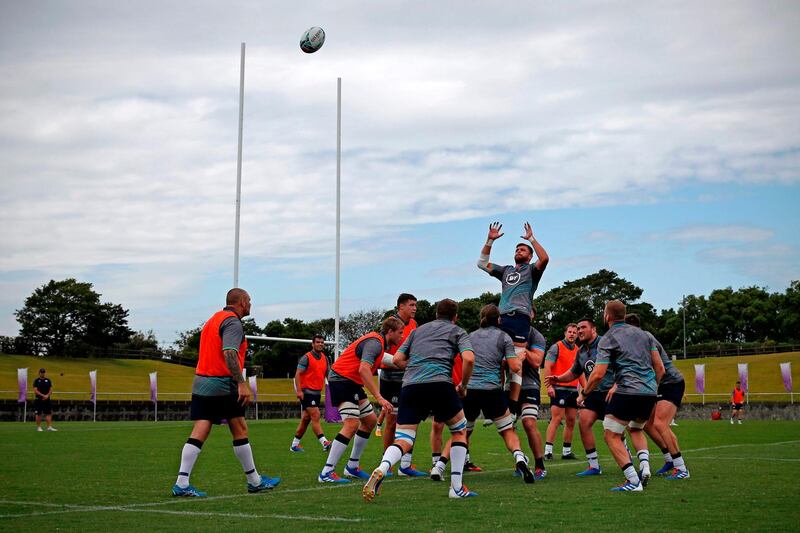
[500, 312, 531, 343]
[657, 380, 685, 409]
[300, 390, 323, 410]
[582, 390, 608, 418]
[33, 398, 52, 416]
[190, 394, 245, 423]
[463, 388, 508, 421]
[380, 379, 403, 408]
[328, 379, 367, 407]
[397, 382, 463, 425]
[606, 393, 657, 423]
[551, 388, 579, 409]
[520, 388, 540, 406]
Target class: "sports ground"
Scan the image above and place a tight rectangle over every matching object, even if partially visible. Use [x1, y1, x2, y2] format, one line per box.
[1, 419, 798, 532]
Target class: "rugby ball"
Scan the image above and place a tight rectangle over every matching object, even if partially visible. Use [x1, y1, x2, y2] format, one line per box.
[300, 27, 325, 53]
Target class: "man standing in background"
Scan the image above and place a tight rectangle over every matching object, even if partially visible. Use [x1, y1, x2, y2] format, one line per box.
[731, 382, 745, 424]
[290, 334, 331, 452]
[33, 368, 56, 432]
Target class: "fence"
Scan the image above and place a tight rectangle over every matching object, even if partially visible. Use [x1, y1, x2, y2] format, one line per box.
[679, 344, 800, 359]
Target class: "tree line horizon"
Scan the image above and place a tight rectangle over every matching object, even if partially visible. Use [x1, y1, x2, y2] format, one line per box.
[3, 270, 798, 378]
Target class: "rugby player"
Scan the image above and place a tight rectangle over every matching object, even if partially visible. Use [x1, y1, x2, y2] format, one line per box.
[545, 317, 611, 477]
[542, 324, 581, 460]
[432, 305, 535, 484]
[363, 299, 478, 500]
[516, 309, 548, 480]
[581, 300, 664, 492]
[172, 289, 280, 497]
[731, 381, 745, 424]
[477, 221, 548, 407]
[290, 334, 331, 452]
[624, 314, 690, 480]
[318, 317, 405, 483]
[380, 293, 426, 477]
[430, 352, 463, 470]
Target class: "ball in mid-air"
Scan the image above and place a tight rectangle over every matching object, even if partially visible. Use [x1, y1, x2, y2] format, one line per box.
[300, 27, 325, 53]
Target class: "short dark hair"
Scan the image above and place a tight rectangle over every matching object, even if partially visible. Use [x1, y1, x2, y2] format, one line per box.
[577, 317, 595, 327]
[226, 288, 248, 306]
[479, 304, 500, 328]
[312, 334, 325, 343]
[436, 299, 458, 321]
[516, 242, 533, 254]
[381, 316, 405, 335]
[39, 368, 46, 373]
[397, 293, 417, 306]
[624, 313, 641, 327]
[565, 322, 578, 331]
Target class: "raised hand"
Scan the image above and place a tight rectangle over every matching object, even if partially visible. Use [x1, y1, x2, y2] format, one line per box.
[487, 222, 504, 241]
[521, 222, 534, 241]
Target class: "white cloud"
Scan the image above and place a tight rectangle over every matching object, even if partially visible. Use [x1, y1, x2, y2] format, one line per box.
[1, 1, 799, 340]
[658, 225, 774, 244]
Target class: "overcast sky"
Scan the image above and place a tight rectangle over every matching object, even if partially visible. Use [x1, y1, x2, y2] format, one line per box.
[1, 1, 798, 346]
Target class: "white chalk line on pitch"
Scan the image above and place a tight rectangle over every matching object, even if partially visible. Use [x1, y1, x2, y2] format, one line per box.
[683, 439, 800, 453]
[691, 456, 800, 463]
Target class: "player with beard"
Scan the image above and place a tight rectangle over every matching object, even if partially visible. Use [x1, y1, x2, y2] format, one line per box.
[545, 318, 612, 477]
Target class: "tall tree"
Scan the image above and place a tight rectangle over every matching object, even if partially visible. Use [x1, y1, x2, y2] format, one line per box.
[535, 269, 644, 343]
[15, 278, 132, 356]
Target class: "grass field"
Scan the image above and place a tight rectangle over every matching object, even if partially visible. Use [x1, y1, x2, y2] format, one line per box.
[1, 418, 799, 532]
[3, 352, 800, 403]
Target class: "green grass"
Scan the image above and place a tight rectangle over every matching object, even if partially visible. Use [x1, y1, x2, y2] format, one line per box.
[1, 418, 799, 531]
[3, 352, 800, 403]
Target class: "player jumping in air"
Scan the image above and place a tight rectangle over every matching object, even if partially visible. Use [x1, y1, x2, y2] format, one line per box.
[477, 221, 548, 409]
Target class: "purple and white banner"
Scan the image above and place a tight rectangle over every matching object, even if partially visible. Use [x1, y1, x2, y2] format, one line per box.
[324, 383, 341, 423]
[694, 364, 705, 394]
[89, 370, 97, 404]
[780, 362, 792, 392]
[248, 375, 258, 402]
[738, 363, 749, 393]
[17, 368, 27, 403]
[149, 372, 157, 403]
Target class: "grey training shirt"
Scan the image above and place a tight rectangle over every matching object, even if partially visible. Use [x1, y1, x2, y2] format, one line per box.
[570, 335, 615, 392]
[521, 327, 546, 390]
[399, 319, 473, 386]
[487, 262, 545, 317]
[467, 326, 516, 390]
[596, 323, 658, 396]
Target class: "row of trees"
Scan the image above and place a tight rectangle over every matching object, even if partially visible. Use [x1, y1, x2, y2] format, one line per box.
[4, 273, 799, 377]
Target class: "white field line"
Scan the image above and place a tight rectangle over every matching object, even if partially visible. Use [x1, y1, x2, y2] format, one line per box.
[690, 456, 800, 462]
[683, 439, 800, 453]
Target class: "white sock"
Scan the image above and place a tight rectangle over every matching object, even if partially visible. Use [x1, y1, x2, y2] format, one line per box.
[466, 451, 471, 463]
[318, 435, 328, 445]
[322, 435, 349, 475]
[232, 439, 261, 485]
[346, 431, 370, 469]
[450, 444, 467, 491]
[435, 458, 448, 471]
[432, 453, 441, 466]
[662, 449, 673, 463]
[378, 444, 404, 474]
[545, 443, 553, 455]
[291, 437, 301, 448]
[623, 464, 639, 485]
[637, 450, 650, 474]
[401, 451, 413, 469]
[673, 453, 687, 473]
[176, 439, 203, 488]
[512, 449, 527, 464]
[586, 449, 599, 470]
[562, 445, 572, 456]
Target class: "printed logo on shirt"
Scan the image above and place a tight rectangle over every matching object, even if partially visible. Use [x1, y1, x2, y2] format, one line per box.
[506, 272, 521, 285]
[584, 360, 596, 375]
